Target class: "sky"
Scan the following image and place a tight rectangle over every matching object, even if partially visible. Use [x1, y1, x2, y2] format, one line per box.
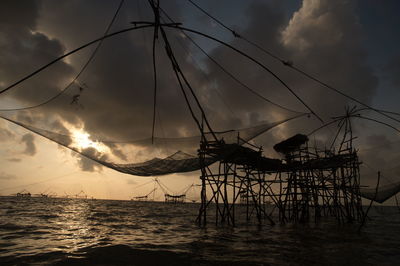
[0, 0, 400, 202]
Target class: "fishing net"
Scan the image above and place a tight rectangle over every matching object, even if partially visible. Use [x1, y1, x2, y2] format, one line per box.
[359, 181, 400, 203]
[0, 114, 298, 176]
[0, 0, 309, 178]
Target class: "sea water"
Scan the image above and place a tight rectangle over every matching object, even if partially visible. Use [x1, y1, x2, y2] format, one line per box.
[0, 196, 399, 265]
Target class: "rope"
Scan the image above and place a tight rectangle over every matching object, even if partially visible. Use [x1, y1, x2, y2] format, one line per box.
[357, 115, 400, 133]
[155, 16, 218, 140]
[0, 21, 156, 93]
[149, 0, 160, 144]
[307, 117, 342, 136]
[0, 171, 79, 192]
[186, 0, 400, 124]
[359, 171, 381, 231]
[290, 67, 400, 124]
[395, 194, 400, 212]
[155, 178, 172, 194]
[308, 113, 400, 137]
[159, 7, 305, 115]
[359, 139, 400, 153]
[187, 0, 241, 39]
[164, 25, 321, 123]
[159, 15, 239, 119]
[0, 0, 126, 111]
[355, 107, 400, 117]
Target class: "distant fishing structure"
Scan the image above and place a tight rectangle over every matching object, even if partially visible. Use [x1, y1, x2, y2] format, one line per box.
[15, 189, 31, 198]
[131, 187, 157, 202]
[74, 190, 88, 199]
[1, 0, 400, 228]
[162, 183, 197, 204]
[131, 178, 199, 203]
[9, 189, 94, 200]
[155, 178, 187, 203]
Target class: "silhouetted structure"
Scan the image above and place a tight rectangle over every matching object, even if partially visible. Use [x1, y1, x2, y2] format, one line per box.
[75, 190, 88, 199]
[132, 188, 157, 202]
[15, 189, 31, 198]
[164, 194, 186, 203]
[197, 113, 364, 226]
[156, 179, 195, 203]
[1, 0, 398, 229]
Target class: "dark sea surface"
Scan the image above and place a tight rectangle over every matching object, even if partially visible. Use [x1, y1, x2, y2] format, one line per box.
[0, 196, 399, 265]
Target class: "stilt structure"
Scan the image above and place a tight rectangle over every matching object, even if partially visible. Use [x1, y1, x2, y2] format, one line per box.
[164, 194, 186, 203]
[131, 187, 157, 202]
[197, 136, 277, 226]
[75, 190, 88, 199]
[1, 0, 389, 229]
[274, 130, 364, 223]
[15, 189, 31, 198]
[156, 178, 195, 203]
[197, 111, 364, 226]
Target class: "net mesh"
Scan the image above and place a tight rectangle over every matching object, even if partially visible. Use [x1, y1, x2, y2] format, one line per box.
[359, 181, 400, 203]
[0, 114, 297, 176]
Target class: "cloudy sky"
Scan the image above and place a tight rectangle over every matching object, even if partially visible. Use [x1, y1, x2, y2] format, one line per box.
[0, 0, 399, 202]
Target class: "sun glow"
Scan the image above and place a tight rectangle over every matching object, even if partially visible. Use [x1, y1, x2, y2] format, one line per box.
[72, 130, 107, 152]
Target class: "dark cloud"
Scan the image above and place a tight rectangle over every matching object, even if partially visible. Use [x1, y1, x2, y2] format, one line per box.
[21, 133, 36, 156]
[1, 1, 273, 149]
[106, 142, 127, 161]
[205, 0, 377, 125]
[358, 132, 400, 186]
[74, 147, 108, 172]
[0, 0, 74, 110]
[384, 55, 400, 88]
[194, 0, 396, 187]
[0, 0, 396, 188]
[0, 0, 40, 27]
[2, 0, 207, 143]
[365, 134, 393, 151]
[192, 0, 383, 168]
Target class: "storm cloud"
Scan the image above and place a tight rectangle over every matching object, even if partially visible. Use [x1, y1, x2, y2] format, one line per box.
[385, 55, 400, 88]
[204, 0, 378, 129]
[0, 0, 398, 185]
[74, 147, 108, 172]
[3, 0, 378, 136]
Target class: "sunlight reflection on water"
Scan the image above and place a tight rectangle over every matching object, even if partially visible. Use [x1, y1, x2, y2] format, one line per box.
[0, 196, 399, 265]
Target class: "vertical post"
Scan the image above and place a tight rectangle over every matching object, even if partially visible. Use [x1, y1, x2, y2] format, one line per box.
[198, 114, 207, 226]
[358, 171, 380, 231]
[246, 170, 250, 221]
[232, 165, 236, 226]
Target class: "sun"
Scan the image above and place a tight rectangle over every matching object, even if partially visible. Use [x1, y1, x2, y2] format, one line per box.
[71, 130, 106, 152]
[73, 131, 93, 149]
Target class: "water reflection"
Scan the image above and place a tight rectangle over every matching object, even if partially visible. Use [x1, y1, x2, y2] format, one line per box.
[0, 197, 399, 265]
[54, 199, 96, 252]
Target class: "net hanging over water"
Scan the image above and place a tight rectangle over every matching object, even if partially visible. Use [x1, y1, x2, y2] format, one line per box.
[359, 181, 400, 204]
[0, 114, 300, 176]
[3, 113, 400, 202]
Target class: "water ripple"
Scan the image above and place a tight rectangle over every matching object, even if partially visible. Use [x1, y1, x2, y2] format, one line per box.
[0, 196, 399, 265]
